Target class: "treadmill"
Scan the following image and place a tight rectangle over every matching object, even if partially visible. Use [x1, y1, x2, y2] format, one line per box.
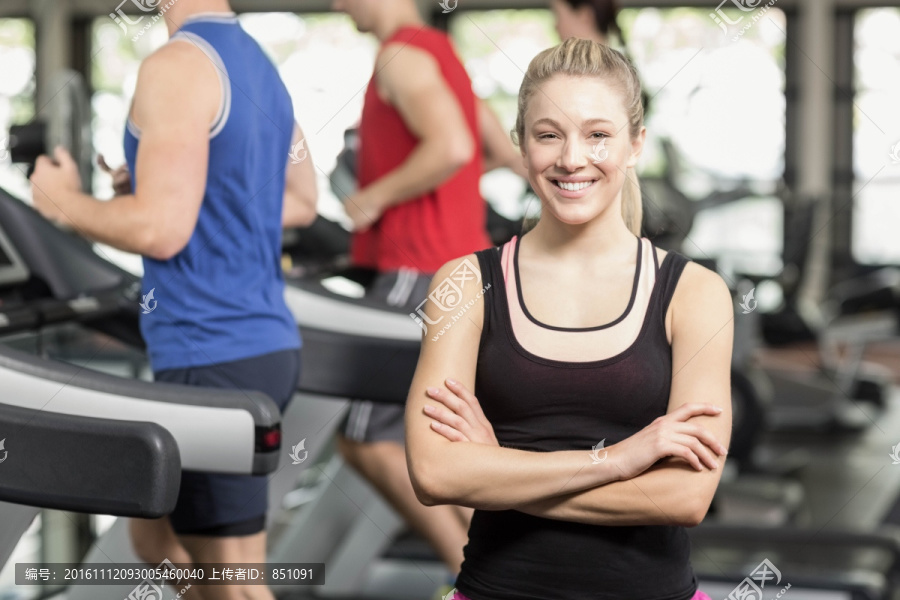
[3, 182, 899, 599]
[0, 187, 284, 600]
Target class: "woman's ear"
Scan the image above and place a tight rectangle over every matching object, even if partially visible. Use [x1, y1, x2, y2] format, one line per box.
[626, 126, 646, 169]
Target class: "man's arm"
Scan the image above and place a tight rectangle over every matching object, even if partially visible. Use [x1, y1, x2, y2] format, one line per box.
[30, 41, 217, 260]
[515, 262, 735, 527]
[477, 98, 527, 178]
[282, 123, 318, 228]
[344, 44, 475, 230]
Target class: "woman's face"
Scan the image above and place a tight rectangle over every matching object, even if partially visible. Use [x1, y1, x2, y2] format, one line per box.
[521, 74, 644, 227]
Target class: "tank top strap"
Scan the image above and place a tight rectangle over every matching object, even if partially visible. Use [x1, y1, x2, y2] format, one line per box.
[473, 245, 504, 341]
[652, 248, 691, 326]
[652, 240, 661, 274]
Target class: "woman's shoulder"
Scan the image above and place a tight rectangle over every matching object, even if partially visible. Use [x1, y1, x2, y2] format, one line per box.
[429, 252, 492, 299]
[666, 249, 732, 320]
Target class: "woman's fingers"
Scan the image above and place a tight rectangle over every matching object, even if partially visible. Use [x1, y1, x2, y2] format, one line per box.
[661, 440, 704, 472]
[442, 380, 478, 419]
[446, 378, 478, 406]
[677, 423, 728, 456]
[430, 420, 467, 442]
[670, 433, 720, 470]
[424, 403, 468, 435]
[671, 403, 724, 422]
[445, 378, 495, 429]
[426, 386, 464, 414]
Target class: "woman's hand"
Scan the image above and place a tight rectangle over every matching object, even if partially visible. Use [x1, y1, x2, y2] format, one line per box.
[609, 403, 728, 481]
[423, 378, 499, 447]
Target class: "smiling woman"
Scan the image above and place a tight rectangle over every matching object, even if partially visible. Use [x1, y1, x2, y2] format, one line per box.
[513, 40, 644, 234]
[405, 37, 732, 600]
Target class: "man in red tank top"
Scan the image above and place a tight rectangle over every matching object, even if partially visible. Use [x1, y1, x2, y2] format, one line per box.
[331, 0, 525, 594]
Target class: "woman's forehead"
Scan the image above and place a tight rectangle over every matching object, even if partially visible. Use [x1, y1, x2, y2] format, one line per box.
[526, 76, 627, 125]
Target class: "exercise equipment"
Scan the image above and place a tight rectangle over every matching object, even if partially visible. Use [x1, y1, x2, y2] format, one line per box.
[7, 70, 93, 192]
[743, 200, 894, 431]
[0, 184, 285, 600]
[642, 137, 895, 433]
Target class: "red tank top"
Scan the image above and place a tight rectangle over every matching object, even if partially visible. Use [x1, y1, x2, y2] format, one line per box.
[350, 26, 491, 273]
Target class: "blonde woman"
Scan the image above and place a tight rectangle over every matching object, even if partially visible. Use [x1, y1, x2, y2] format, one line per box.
[405, 38, 731, 600]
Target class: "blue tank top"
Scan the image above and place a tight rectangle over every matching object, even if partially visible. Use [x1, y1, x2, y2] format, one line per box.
[124, 12, 300, 371]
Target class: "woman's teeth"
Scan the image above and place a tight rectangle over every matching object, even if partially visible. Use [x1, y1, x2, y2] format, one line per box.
[555, 180, 593, 192]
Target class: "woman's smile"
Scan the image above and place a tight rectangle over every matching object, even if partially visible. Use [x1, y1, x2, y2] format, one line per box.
[549, 176, 599, 198]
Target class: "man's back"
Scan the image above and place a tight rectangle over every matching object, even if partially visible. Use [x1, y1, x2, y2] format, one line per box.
[124, 13, 300, 371]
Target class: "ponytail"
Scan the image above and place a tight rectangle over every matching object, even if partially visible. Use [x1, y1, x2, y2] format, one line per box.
[621, 166, 642, 235]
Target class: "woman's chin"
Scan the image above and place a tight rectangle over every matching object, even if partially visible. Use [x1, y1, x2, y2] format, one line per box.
[540, 202, 599, 226]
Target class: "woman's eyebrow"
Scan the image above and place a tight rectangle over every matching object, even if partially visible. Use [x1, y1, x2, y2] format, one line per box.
[582, 118, 616, 127]
[532, 117, 617, 129]
[532, 117, 562, 128]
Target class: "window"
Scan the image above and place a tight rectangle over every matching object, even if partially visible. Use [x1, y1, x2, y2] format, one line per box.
[852, 7, 900, 265]
[0, 18, 36, 200]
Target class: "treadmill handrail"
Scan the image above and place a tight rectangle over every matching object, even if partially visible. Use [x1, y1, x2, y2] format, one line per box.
[286, 280, 423, 342]
[0, 344, 279, 424]
[0, 402, 180, 518]
[0, 344, 281, 474]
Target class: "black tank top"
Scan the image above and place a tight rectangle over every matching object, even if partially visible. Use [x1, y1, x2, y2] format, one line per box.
[454, 235, 696, 600]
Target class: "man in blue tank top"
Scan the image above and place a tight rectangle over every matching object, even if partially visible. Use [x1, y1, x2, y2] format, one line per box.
[29, 1, 317, 597]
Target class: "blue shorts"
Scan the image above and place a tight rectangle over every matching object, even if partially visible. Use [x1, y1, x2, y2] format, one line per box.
[154, 348, 301, 536]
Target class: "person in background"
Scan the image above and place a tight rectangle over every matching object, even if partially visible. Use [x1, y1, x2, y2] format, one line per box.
[30, 1, 316, 597]
[330, 1, 523, 598]
[551, 0, 622, 44]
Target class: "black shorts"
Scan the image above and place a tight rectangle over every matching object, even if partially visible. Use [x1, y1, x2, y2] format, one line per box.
[338, 269, 434, 444]
[154, 348, 301, 537]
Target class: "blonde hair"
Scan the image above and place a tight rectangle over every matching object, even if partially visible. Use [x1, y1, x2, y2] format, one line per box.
[513, 37, 644, 235]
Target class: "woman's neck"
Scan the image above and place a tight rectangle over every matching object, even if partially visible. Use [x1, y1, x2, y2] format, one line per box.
[525, 211, 636, 262]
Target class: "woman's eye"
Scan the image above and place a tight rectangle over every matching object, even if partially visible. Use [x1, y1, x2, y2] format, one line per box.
[537, 133, 558, 140]
[590, 132, 609, 139]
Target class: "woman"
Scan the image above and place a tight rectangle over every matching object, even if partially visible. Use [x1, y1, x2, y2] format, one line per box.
[551, 0, 621, 44]
[405, 38, 731, 600]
